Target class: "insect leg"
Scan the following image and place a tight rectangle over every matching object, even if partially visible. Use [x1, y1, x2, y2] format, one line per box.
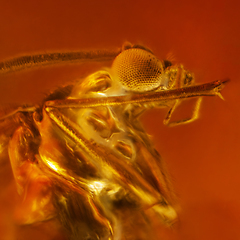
[44, 106, 178, 226]
[45, 79, 229, 110]
[8, 114, 55, 224]
[44, 106, 163, 201]
[0, 106, 36, 121]
[163, 100, 180, 125]
[163, 97, 203, 126]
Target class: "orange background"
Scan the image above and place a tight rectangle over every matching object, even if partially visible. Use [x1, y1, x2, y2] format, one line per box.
[0, 0, 239, 239]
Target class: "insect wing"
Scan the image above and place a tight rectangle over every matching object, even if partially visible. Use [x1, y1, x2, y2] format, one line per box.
[40, 71, 178, 223]
[0, 45, 229, 240]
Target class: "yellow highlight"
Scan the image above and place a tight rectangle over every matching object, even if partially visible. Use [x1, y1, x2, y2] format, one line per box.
[88, 181, 106, 194]
[44, 158, 66, 175]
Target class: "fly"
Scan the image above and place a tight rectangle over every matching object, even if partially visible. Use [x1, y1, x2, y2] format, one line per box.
[0, 43, 228, 240]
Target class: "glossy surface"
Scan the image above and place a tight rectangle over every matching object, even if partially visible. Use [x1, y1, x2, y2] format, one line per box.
[0, 0, 239, 239]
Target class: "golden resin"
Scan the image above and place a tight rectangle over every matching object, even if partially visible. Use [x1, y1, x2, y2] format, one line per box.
[0, 43, 228, 240]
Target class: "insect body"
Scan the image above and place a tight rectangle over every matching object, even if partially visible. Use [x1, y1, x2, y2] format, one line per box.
[0, 44, 228, 240]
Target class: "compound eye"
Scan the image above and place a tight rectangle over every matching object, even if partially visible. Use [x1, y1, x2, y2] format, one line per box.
[111, 48, 164, 92]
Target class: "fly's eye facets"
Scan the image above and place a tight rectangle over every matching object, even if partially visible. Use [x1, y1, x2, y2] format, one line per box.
[112, 48, 163, 92]
[1, 44, 229, 240]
